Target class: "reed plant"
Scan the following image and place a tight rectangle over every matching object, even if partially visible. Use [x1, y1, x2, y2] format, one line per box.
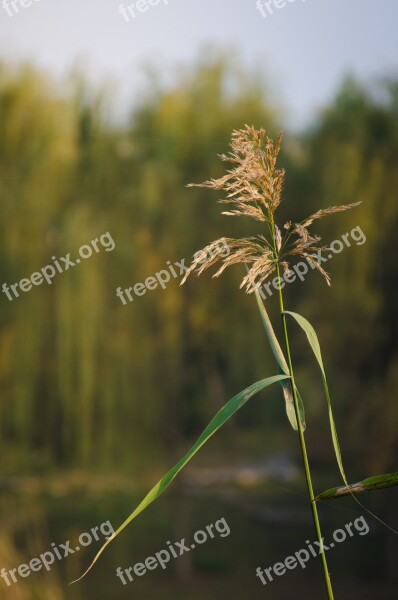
[74, 127, 398, 596]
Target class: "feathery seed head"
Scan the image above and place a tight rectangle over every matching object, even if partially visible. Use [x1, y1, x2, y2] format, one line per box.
[182, 126, 361, 291]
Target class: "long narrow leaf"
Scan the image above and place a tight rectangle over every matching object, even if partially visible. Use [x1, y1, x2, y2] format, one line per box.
[71, 374, 289, 584]
[284, 311, 346, 483]
[316, 472, 398, 501]
[284, 310, 398, 534]
[253, 286, 305, 431]
[253, 286, 289, 374]
[284, 312, 325, 373]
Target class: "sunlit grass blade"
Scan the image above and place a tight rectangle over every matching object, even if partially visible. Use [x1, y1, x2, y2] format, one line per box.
[316, 472, 398, 501]
[253, 284, 289, 374]
[70, 374, 289, 584]
[253, 285, 306, 431]
[293, 386, 306, 430]
[284, 310, 398, 534]
[279, 379, 306, 432]
[284, 310, 346, 482]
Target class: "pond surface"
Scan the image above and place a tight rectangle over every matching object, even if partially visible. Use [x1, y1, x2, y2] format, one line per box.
[0, 468, 397, 600]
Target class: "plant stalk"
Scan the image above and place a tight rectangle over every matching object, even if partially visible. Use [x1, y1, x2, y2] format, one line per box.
[271, 221, 334, 599]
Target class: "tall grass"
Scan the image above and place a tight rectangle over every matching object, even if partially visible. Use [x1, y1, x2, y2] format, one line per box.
[74, 127, 397, 597]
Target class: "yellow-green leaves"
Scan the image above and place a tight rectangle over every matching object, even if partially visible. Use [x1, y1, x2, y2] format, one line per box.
[71, 374, 289, 583]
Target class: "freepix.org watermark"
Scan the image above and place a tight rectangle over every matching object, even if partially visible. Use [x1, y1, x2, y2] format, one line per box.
[0, 520, 114, 587]
[119, 0, 169, 22]
[2, 0, 41, 17]
[256, 515, 369, 586]
[116, 238, 230, 305]
[257, 225, 366, 300]
[256, 0, 307, 19]
[116, 516, 230, 585]
[1, 232, 115, 302]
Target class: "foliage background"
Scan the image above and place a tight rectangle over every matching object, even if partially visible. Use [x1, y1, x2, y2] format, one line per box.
[0, 54, 397, 598]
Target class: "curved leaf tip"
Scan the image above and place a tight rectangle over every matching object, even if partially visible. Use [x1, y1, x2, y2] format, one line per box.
[71, 373, 289, 583]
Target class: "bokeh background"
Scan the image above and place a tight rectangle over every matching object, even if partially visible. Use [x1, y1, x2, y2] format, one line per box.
[0, 1, 397, 598]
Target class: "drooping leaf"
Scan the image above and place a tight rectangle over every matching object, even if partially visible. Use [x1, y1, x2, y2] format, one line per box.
[284, 311, 398, 534]
[71, 374, 289, 583]
[253, 286, 305, 431]
[284, 311, 346, 483]
[316, 472, 398, 501]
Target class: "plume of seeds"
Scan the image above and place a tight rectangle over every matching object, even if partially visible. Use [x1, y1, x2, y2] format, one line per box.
[181, 125, 360, 292]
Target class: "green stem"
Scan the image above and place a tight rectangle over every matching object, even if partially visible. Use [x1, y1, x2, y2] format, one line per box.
[271, 221, 334, 600]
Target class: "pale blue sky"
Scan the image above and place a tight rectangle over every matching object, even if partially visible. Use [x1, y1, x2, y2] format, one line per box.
[0, 0, 397, 128]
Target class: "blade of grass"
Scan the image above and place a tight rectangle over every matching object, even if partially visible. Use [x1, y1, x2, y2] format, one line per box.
[316, 472, 398, 500]
[283, 311, 344, 476]
[70, 374, 289, 584]
[270, 259, 334, 599]
[284, 310, 398, 534]
[253, 284, 289, 374]
[253, 285, 306, 431]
